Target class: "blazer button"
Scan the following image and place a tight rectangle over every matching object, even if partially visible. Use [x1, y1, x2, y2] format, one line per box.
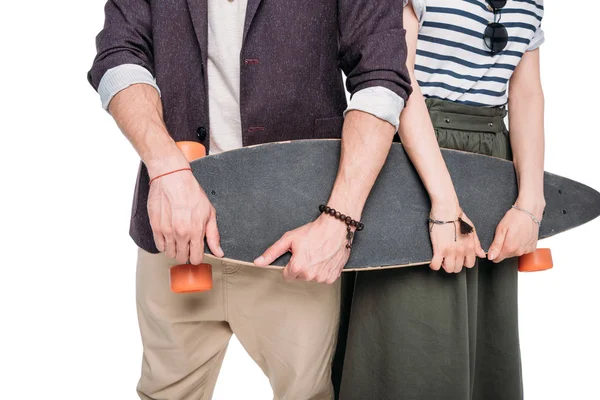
[197, 126, 208, 141]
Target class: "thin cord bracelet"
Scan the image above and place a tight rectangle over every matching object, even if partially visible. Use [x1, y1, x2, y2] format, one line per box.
[428, 209, 474, 242]
[149, 168, 192, 186]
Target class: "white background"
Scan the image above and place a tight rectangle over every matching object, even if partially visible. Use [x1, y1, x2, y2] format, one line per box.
[1, 1, 598, 399]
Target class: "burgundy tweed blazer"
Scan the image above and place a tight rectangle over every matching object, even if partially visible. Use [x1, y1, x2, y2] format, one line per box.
[88, 0, 412, 252]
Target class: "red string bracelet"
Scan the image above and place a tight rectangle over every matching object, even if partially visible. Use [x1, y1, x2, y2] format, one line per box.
[149, 168, 192, 185]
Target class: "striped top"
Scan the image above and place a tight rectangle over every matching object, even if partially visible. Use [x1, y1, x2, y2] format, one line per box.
[410, 0, 544, 107]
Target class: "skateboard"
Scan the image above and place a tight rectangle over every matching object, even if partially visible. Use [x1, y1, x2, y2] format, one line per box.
[169, 140, 600, 293]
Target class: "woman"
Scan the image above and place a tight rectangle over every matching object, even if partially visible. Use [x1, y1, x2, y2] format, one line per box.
[335, 1, 545, 399]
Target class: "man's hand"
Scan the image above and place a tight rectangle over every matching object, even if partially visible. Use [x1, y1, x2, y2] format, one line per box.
[252, 111, 395, 283]
[147, 167, 224, 265]
[429, 205, 485, 273]
[488, 202, 542, 263]
[254, 215, 350, 284]
[108, 84, 224, 265]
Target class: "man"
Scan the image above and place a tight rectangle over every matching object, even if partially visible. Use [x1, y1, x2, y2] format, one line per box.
[88, 0, 411, 398]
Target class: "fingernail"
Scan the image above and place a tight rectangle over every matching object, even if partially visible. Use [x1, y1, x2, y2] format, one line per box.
[217, 246, 224, 256]
[254, 256, 264, 264]
[488, 251, 496, 260]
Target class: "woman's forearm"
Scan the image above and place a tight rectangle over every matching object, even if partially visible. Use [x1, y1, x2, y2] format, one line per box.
[508, 49, 546, 218]
[399, 86, 459, 212]
[508, 92, 545, 213]
[400, 4, 460, 214]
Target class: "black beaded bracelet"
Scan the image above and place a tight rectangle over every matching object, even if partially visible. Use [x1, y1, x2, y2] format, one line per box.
[318, 205, 363, 249]
[319, 204, 364, 231]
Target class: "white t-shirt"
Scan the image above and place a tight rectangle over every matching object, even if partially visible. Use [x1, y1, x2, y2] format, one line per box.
[206, 0, 248, 154]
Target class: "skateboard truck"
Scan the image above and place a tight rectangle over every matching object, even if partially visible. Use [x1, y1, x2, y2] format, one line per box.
[170, 141, 213, 293]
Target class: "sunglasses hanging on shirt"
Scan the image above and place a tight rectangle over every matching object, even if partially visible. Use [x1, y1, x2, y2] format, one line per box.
[484, 0, 509, 55]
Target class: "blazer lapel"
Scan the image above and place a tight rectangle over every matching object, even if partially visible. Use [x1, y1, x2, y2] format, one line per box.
[243, 0, 264, 44]
[186, 0, 209, 70]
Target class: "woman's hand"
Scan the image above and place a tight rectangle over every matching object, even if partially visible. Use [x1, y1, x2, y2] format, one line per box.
[497, 48, 546, 263]
[488, 200, 544, 263]
[429, 204, 486, 273]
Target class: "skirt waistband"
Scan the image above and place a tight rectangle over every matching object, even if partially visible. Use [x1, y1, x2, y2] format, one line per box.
[425, 98, 507, 134]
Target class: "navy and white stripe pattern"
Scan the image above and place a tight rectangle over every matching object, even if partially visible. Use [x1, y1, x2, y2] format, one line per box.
[411, 0, 544, 107]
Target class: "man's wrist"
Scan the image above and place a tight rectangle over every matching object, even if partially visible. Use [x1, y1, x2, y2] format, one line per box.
[323, 197, 363, 223]
[315, 209, 358, 239]
[143, 139, 190, 178]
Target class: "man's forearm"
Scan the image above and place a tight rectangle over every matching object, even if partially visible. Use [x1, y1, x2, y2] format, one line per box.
[508, 91, 546, 216]
[326, 110, 396, 220]
[108, 83, 188, 177]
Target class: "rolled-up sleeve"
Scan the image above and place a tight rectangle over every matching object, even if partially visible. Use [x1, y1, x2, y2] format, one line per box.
[404, 0, 426, 26]
[87, 0, 155, 93]
[98, 64, 160, 110]
[527, 26, 545, 51]
[344, 86, 405, 131]
[338, 0, 413, 104]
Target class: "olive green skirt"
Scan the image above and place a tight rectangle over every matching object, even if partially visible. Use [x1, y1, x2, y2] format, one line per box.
[334, 98, 522, 400]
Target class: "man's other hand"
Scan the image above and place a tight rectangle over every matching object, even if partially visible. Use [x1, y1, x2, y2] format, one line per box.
[253, 215, 351, 284]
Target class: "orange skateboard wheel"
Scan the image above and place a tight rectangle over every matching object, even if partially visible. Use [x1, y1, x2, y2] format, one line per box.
[177, 140, 206, 160]
[169, 141, 213, 293]
[518, 248, 553, 272]
[170, 263, 213, 293]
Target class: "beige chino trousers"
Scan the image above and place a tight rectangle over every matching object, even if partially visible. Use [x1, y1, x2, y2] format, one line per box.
[135, 249, 341, 400]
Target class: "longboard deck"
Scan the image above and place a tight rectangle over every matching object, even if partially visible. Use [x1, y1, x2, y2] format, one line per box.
[191, 140, 600, 270]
